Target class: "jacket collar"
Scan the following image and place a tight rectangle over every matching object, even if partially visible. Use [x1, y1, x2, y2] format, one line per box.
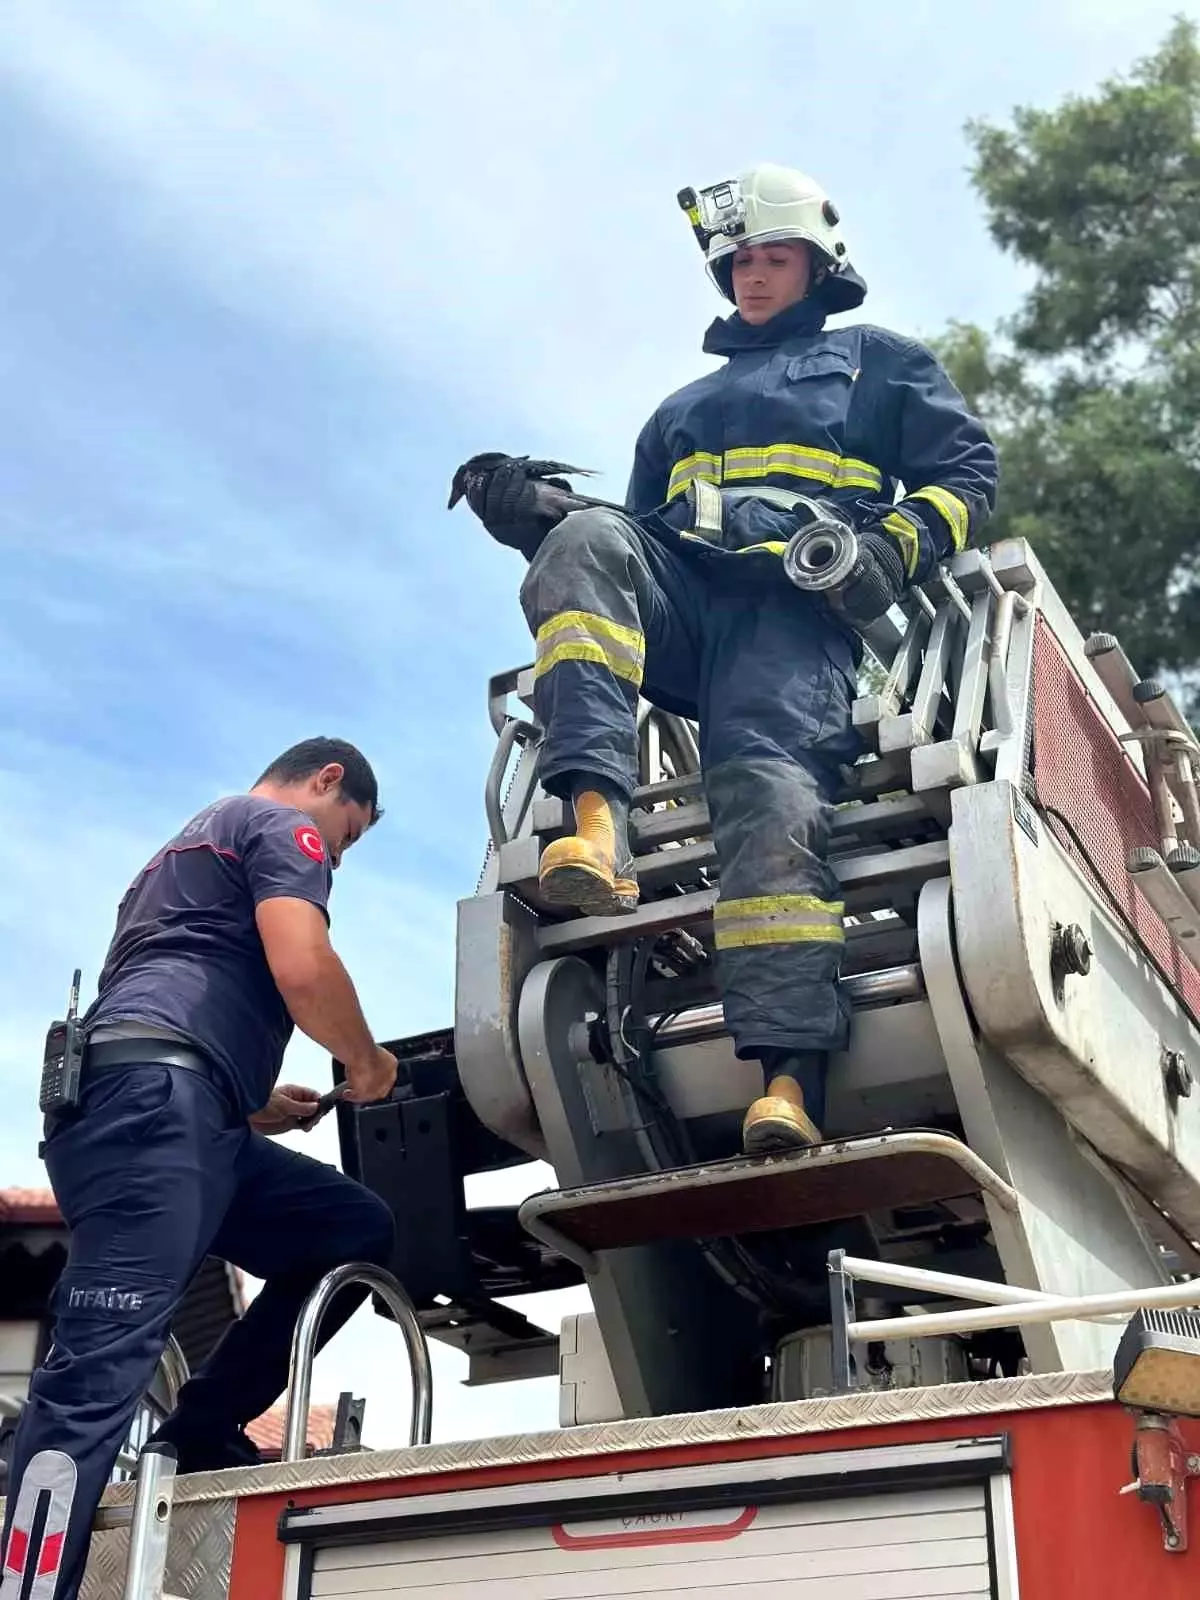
[702, 296, 829, 357]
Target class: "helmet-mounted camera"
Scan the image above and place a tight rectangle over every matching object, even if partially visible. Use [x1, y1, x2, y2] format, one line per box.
[677, 178, 748, 253]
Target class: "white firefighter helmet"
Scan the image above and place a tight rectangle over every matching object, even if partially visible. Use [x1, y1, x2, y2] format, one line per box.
[678, 164, 863, 311]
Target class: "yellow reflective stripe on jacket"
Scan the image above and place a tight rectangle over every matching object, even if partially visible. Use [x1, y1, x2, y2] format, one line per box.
[666, 444, 884, 501]
[723, 444, 883, 493]
[666, 451, 722, 500]
[714, 892, 845, 951]
[906, 485, 970, 551]
[880, 510, 921, 578]
[534, 610, 645, 687]
[833, 459, 883, 491]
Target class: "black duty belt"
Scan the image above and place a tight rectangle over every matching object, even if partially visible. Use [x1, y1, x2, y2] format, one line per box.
[84, 1038, 215, 1079]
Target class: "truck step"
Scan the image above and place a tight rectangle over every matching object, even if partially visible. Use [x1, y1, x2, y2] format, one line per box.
[517, 1130, 1016, 1266]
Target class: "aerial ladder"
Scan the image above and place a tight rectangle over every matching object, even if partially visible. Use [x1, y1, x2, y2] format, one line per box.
[65, 536, 1200, 1596]
[432, 533, 1200, 1412]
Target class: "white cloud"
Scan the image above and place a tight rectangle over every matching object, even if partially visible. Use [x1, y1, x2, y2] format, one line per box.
[6, 0, 1193, 472]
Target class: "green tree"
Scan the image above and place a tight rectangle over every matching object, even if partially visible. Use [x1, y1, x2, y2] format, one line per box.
[937, 18, 1200, 689]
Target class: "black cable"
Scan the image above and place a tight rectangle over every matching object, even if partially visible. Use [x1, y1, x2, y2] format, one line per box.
[605, 943, 690, 1166]
[1039, 804, 1142, 935]
[607, 936, 830, 1314]
[608, 940, 770, 1296]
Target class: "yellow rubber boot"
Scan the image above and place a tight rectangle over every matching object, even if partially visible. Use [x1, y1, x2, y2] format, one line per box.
[743, 1075, 822, 1155]
[539, 788, 638, 917]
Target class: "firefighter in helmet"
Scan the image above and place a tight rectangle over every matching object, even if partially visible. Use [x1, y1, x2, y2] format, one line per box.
[455, 163, 998, 1152]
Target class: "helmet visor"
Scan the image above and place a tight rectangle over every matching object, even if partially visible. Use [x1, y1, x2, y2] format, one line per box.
[707, 224, 834, 265]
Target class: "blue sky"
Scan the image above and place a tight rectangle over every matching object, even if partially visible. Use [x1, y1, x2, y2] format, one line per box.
[1, 0, 1195, 1444]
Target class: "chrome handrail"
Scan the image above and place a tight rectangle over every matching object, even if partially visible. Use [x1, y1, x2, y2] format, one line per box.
[157, 1334, 189, 1413]
[282, 1263, 433, 1464]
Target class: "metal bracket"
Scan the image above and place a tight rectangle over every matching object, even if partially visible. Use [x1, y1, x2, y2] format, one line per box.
[1161, 1045, 1194, 1109]
[827, 1249, 857, 1393]
[1049, 921, 1093, 1005]
[322, 1392, 367, 1455]
[1120, 1411, 1200, 1554]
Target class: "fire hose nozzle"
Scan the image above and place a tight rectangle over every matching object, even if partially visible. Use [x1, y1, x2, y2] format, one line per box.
[782, 519, 860, 593]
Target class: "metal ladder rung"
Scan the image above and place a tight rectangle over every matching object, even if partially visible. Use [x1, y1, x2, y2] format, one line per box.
[632, 773, 706, 808]
[497, 836, 714, 904]
[530, 791, 939, 855]
[535, 841, 950, 953]
[627, 754, 913, 810]
[529, 796, 711, 851]
[839, 752, 915, 801]
[1127, 849, 1200, 974]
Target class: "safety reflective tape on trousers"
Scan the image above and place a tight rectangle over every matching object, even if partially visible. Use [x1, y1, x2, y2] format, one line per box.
[905, 485, 970, 551]
[714, 893, 845, 951]
[679, 533, 790, 557]
[667, 445, 883, 502]
[0, 1449, 77, 1600]
[534, 610, 646, 687]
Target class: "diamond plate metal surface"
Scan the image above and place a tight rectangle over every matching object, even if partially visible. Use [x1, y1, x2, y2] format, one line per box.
[81, 1499, 233, 1600]
[93, 1368, 1115, 1509]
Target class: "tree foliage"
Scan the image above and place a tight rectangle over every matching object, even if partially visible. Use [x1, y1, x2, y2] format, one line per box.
[936, 18, 1200, 687]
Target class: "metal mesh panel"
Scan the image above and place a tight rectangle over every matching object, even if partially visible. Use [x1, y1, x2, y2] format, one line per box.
[1030, 617, 1200, 1022]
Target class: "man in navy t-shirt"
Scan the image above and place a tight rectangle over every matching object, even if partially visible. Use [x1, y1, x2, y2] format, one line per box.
[1, 738, 400, 1600]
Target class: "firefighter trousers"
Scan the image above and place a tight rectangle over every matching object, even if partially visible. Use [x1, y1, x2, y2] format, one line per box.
[0, 1062, 395, 1600]
[520, 506, 864, 1060]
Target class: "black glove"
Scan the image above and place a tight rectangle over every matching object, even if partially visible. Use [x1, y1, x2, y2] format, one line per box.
[836, 529, 907, 626]
[448, 452, 597, 560]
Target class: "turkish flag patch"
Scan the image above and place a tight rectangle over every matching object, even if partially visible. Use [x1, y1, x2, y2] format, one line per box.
[294, 824, 326, 862]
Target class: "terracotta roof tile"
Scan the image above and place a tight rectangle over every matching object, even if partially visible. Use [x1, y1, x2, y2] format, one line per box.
[0, 1188, 62, 1225]
[246, 1402, 338, 1455]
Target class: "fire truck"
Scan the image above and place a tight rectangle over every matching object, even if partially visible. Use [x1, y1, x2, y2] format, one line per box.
[68, 538, 1200, 1596]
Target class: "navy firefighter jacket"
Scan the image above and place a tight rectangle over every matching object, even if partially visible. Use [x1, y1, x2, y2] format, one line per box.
[625, 284, 999, 584]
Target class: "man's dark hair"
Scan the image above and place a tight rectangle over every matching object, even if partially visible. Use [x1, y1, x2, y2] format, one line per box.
[256, 738, 383, 823]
